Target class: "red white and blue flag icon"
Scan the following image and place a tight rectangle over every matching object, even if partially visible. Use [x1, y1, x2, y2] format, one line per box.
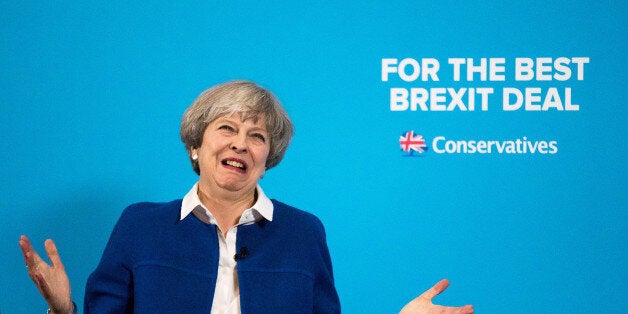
[400, 131, 428, 154]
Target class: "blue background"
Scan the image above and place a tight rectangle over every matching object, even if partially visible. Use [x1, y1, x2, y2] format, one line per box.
[1, 1, 626, 313]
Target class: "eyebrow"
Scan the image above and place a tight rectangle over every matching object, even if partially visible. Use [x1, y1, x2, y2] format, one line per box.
[216, 117, 268, 132]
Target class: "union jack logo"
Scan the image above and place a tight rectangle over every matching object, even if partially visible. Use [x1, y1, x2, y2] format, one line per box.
[400, 131, 428, 154]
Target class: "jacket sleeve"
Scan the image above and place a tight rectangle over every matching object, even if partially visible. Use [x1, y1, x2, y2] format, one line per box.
[313, 219, 341, 314]
[84, 205, 139, 314]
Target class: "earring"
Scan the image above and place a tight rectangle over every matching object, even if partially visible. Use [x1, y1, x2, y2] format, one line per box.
[192, 154, 198, 161]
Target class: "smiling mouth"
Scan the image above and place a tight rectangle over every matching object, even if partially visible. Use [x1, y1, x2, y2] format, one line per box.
[222, 159, 247, 171]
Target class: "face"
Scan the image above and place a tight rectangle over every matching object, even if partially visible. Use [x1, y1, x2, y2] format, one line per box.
[192, 114, 270, 196]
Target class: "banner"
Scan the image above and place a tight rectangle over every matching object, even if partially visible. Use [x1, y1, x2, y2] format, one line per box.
[1, 2, 625, 313]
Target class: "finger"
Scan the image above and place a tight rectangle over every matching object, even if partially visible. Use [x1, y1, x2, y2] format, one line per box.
[19, 235, 43, 268]
[44, 239, 65, 270]
[432, 304, 474, 314]
[19, 235, 34, 260]
[451, 304, 474, 314]
[420, 278, 450, 301]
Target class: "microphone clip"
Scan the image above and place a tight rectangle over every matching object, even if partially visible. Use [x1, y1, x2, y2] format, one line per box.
[234, 247, 248, 261]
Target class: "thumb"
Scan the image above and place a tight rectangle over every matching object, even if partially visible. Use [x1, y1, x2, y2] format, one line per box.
[420, 278, 450, 301]
[44, 239, 65, 270]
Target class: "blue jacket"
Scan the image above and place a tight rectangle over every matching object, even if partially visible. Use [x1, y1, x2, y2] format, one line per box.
[85, 199, 340, 313]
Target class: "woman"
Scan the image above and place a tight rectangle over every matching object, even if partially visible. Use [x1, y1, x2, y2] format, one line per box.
[20, 80, 473, 313]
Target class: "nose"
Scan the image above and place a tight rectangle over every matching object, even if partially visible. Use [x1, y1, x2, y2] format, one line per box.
[231, 133, 248, 153]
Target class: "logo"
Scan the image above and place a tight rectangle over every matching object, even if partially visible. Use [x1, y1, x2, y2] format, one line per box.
[398, 132, 559, 155]
[399, 131, 428, 155]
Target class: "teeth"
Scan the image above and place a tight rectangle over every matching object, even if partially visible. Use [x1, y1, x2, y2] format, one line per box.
[225, 160, 244, 169]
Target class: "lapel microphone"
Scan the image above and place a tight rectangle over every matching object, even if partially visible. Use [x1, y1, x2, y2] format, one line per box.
[234, 247, 248, 261]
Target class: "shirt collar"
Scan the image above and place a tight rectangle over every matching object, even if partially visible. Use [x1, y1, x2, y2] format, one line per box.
[180, 183, 274, 224]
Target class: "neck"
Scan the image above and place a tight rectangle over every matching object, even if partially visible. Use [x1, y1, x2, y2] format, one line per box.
[197, 183, 257, 236]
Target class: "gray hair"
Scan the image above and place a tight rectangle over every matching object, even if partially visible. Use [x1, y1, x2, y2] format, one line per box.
[180, 80, 294, 174]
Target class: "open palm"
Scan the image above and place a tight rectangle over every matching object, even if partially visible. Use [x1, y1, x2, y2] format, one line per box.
[400, 279, 474, 314]
[19, 235, 73, 314]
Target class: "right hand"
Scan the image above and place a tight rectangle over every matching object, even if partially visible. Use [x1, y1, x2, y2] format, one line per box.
[19, 235, 73, 314]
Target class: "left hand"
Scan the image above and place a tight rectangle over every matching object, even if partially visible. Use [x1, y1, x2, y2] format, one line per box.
[400, 279, 474, 314]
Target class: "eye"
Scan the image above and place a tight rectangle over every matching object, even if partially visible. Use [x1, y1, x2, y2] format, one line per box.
[251, 133, 267, 143]
[218, 125, 236, 132]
